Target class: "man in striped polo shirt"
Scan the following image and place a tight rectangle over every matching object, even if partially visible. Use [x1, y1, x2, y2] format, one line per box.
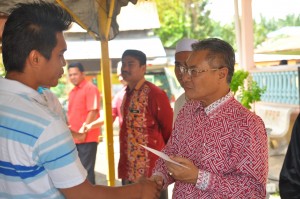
[0, 1, 160, 199]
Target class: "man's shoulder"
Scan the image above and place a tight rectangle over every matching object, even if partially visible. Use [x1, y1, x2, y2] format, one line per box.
[144, 81, 165, 94]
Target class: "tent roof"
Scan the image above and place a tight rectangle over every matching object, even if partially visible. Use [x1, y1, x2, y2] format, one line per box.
[255, 27, 300, 55]
[0, 0, 140, 40]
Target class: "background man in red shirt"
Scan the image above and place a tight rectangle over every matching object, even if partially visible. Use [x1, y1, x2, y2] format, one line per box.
[67, 62, 101, 185]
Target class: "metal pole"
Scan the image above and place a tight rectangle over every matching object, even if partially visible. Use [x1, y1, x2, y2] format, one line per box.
[98, 0, 115, 186]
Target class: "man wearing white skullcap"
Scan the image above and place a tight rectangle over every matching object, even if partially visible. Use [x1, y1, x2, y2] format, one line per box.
[173, 38, 198, 126]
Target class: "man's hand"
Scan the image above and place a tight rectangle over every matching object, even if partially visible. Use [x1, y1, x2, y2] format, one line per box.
[70, 129, 87, 143]
[166, 156, 199, 184]
[150, 175, 164, 188]
[137, 177, 162, 199]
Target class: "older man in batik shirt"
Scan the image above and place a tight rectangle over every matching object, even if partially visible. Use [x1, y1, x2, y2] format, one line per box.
[152, 38, 268, 199]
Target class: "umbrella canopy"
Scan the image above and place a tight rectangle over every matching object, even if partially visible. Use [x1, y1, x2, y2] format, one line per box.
[0, 0, 138, 40]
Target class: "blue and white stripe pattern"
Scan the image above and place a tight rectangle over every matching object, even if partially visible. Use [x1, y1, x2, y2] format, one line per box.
[0, 78, 87, 198]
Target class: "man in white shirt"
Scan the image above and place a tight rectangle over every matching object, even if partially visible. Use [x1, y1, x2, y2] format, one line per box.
[173, 38, 198, 126]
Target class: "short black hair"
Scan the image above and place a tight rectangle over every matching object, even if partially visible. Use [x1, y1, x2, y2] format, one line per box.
[2, 1, 73, 72]
[68, 62, 85, 72]
[122, 49, 147, 65]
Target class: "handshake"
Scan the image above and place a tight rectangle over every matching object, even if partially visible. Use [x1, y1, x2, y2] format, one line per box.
[135, 176, 165, 199]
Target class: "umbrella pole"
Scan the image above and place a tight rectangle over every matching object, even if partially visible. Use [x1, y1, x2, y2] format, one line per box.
[100, 40, 115, 186]
[98, 0, 116, 187]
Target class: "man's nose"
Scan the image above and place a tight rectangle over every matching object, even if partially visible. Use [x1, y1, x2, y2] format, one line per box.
[182, 70, 191, 82]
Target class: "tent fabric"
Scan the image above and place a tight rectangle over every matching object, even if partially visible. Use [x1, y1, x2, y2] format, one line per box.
[0, 0, 138, 40]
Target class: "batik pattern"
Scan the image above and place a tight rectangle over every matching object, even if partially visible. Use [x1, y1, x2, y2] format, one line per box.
[153, 94, 268, 199]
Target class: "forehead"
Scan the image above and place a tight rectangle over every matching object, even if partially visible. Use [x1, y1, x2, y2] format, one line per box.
[122, 55, 139, 63]
[175, 51, 192, 62]
[68, 67, 81, 74]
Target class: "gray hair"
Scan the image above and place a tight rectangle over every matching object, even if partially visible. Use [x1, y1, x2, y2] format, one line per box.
[192, 38, 235, 83]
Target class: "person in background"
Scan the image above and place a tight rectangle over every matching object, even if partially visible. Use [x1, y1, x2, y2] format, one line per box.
[119, 49, 173, 199]
[67, 62, 101, 185]
[279, 113, 300, 199]
[0, 1, 160, 199]
[173, 38, 197, 126]
[85, 62, 127, 131]
[152, 38, 268, 198]
[279, 59, 288, 65]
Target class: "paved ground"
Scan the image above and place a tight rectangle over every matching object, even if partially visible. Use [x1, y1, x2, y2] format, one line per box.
[94, 134, 286, 199]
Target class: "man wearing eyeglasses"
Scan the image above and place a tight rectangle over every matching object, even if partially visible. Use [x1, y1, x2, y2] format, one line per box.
[173, 38, 197, 127]
[152, 38, 268, 198]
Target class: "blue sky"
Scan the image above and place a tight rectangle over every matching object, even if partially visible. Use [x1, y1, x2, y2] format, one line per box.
[208, 0, 300, 24]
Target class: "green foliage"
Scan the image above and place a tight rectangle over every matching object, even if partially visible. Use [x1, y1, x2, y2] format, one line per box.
[0, 66, 4, 77]
[230, 70, 266, 110]
[155, 0, 215, 47]
[155, 0, 300, 50]
[50, 70, 70, 100]
[230, 70, 249, 95]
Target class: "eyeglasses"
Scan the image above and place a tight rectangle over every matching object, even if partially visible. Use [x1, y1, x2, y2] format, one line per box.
[179, 66, 220, 77]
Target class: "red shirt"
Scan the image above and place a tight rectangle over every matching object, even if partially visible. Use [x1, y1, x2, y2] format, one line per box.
[153, 93, 268, 198]
[68, 79, 101, 143]
[118, 79, 173, 181]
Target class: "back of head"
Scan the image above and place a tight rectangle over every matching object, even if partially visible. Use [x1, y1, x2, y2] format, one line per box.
[192, 38, 235, 83]
[175, 38, 198, 54]
[2, 1, 73, 73]
[68, 62, 85, 72]
[121, 49, 147, 65]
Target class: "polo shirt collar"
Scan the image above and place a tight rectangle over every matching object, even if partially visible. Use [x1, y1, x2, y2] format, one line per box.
[0, 77, 47, 107]
[76, 79, 87, 88]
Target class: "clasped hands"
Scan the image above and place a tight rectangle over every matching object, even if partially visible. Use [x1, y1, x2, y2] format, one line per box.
[152, 156, 199, 185]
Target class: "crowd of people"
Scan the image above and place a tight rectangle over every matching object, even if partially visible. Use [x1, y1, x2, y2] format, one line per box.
[3, 1, 300, 199]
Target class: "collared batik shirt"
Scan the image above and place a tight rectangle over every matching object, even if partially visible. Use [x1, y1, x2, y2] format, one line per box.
[153, 92, 268, 199]
[118, 78, 173, 182]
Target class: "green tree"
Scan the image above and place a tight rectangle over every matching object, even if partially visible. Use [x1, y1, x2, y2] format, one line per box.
[155, 0, 300, 50]
[155, 0, 215, 47]
[155, 0, 236, 49]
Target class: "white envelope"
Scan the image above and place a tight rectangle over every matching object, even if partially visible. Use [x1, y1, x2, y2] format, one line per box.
[140, 144, 189, 169]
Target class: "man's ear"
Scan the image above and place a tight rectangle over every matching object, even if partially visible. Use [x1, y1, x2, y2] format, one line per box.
[219, 67, 228, 80]
[28, 50, 41, 66]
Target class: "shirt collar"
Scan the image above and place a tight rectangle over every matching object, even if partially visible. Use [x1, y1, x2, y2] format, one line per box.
[0, 77, 47, 107]
[204, 92, 233, 114]
[76, 79, 87, 88]
[126, 78, 146, 92]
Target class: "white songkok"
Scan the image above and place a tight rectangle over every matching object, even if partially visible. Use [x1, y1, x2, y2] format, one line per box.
[175, 38, 198, 54]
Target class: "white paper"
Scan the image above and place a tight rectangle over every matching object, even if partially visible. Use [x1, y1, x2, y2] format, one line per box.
[140, 144, 189, 169]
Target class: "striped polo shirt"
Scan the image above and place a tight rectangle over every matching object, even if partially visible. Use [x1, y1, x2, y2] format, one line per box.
[0, 77, 87, 198]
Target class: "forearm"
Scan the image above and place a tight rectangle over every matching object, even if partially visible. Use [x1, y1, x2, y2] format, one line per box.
[87, 117, 104, 129]
[61, 179, 159, 199]
[85, 110, 99, 124]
